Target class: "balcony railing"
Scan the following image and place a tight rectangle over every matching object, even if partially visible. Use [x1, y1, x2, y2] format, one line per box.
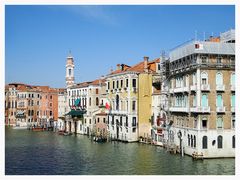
[216, 84, 225, 91]
[110, 110, 128, 114]
[169, 88, 174, 94]
[173, 86, 189, 93]
[132, 87, 138, 93]
[231, 106, 235, 112]
[190, 106, 210, 113]
[216, 106, 225, 113]
[190, 85, 197, 91]
[231, 85, 235, 91]
[201, 84, 210, 91]
[169, 106, 188, 112]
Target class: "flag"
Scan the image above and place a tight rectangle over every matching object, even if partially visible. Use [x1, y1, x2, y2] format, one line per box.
[105, 102, 111, 110]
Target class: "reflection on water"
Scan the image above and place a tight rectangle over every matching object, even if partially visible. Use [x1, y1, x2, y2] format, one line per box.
[5, 127, 235, 175]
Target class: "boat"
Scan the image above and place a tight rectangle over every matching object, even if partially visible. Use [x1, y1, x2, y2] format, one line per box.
[12, 125, 27, 130]
[93, 136, 107, 143]
[63, 132, 72, 136]
[58, 130, 65, 135]
[32, 126, 45, 131]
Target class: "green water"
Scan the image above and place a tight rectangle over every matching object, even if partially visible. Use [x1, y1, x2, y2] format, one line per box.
[5, 127, 235, 175]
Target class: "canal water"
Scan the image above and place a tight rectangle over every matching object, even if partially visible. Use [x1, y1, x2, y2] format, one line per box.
[5, 127, 235, 175]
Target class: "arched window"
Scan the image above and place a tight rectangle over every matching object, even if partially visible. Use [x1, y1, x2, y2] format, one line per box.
[217, 135, 223, 149]
[232, 136, 235, 148]
[216, 94, 223, 107]
[202, 136, 208, 149]
[96, 97, 99, 106]
[68, 69, 71, 76]
[231, 73, 235, 86]
[191, 135, 193, 147]
[193, 135, 196, 148]
[216, 116, 223, 129]
[116, 95, 119, 110]
[216, 72, 223, 85]
[201, 72, 208, 85]
[201, 94, 208, 107]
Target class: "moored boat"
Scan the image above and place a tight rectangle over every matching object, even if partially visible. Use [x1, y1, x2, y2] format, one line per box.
[12, 126, 27, 130]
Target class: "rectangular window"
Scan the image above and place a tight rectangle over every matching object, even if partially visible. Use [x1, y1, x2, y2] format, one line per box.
[121, 80, 123, 88]
[96, 88, 99, 94]
[202, 119, 207, 129]
[231, 94, 235, 107]
[132, 117, 136, 126]
[201, 56, 207, 63]
[202, 78, 207, 85]
[50, 111, 52, 116]
[132, 101, 136, 111]
[132, 79, 136, 88]
[113, 81, 115, 89]
[132, 128, 136, 133]
[117, 81, 119, 88]
[217, 57, 222, 64]
[126, 79, 129, 87]
[216, 116, 223, 129]
[217, 94, 223, 107]
[201, 94, 208, 107]
[107, 82, 110, 90]
[193, 95, 196, 107]
[232, 115, 235, 129]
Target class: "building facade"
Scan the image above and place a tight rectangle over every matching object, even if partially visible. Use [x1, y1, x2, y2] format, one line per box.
[167, 29, 235, 158]
[105, 57, 160, 142]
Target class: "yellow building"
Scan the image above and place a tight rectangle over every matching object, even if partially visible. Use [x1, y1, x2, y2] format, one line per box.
[105, 57, 160, 142]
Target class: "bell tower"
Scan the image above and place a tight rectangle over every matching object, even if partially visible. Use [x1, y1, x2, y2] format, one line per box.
[66, 51, 75, 88]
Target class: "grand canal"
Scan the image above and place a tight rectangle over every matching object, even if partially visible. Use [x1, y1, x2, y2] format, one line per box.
[5, 127, 235, 175]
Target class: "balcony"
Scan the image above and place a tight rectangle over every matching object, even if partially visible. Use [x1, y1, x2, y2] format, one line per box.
[190, 106, 210, 113]
[216, 84, 225, 91]
[169, 88, 174, 94]
[231, 85, 235, 91]
[173, 86, 189, 93]
[231, 106, 235, 113]
[216, 106, 225, 113]
[110, 110, 128, 114]
[190, 85, 197, 91]
[169, 107, 188, 112]
[201, 84, 210, 91]
[132, 87, 138, 93]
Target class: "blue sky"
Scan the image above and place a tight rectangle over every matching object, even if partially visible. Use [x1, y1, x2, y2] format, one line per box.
[5, 5, 235, 88]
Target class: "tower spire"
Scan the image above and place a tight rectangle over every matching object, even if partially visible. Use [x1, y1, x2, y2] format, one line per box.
[66, 52, 75, 88]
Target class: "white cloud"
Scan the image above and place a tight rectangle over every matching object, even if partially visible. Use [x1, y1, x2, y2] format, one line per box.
[64, 5, 119, 26]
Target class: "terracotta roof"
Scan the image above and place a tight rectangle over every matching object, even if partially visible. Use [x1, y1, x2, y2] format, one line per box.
[71, 81, 92, 89]
[109, 58, 160, 75]
[57, 88, 66, 93]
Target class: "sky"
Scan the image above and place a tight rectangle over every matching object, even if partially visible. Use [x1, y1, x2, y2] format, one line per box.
[5, 5, 235, 88]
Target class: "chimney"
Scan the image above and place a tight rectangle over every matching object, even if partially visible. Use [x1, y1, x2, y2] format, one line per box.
[117, 64, 121, 70]
[144, 56, 149, 72]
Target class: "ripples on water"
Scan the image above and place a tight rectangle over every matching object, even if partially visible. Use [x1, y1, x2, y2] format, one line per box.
[5, 127, 235, 175]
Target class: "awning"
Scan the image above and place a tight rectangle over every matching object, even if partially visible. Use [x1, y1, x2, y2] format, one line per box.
[65, 109, 86, 117]
[16, 114, 26, 118]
